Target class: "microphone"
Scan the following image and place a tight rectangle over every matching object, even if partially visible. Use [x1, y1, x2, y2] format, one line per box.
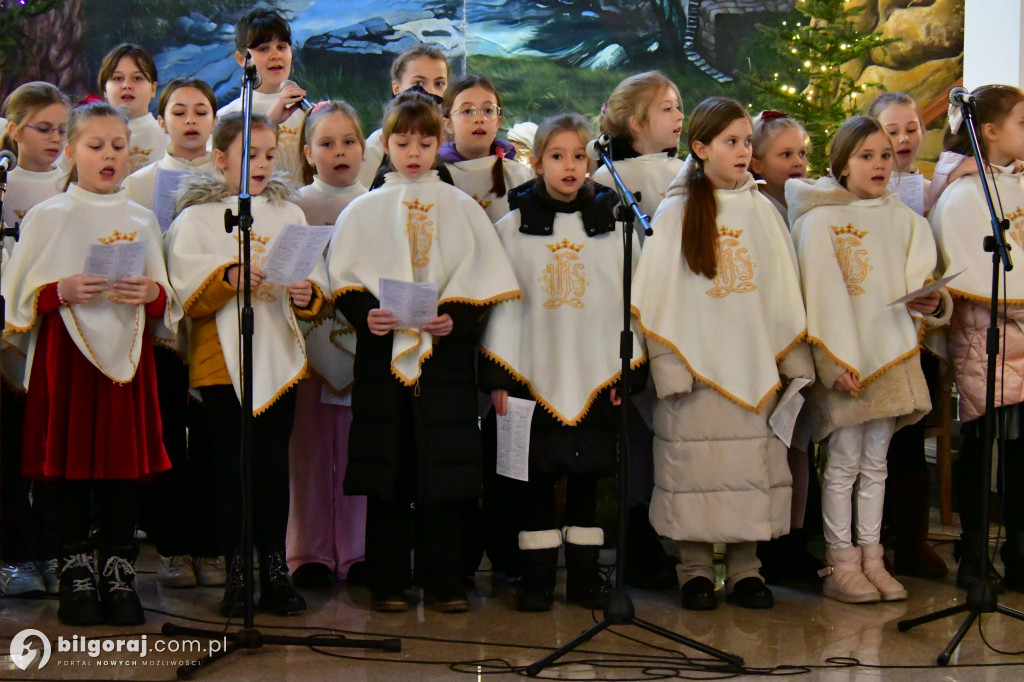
[242, 51, 262, 89]
[0, 149, 16, 174]
[282, 80, 314, 113]
[949, 85, 975, 107]
[586, 134, 611, 161]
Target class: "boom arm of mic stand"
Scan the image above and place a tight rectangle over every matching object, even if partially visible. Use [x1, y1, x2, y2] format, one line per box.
[962, 103, 1013, 271]
[597, 148, 653, 237]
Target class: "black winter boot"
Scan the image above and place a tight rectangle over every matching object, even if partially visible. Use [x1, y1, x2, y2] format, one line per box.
[624, 505, 678, 589]
[890, 471, 948, 578]
[259, 550, 306, 615]
[57, 544, 103, 626]
[564, 526, 608, 610]
[97, 546, 145, 626]
[219, 551, 247, 618]
[1001, 531, 1024, 593]
[956, 534, 1004, 592]
[515, 530, 561, 612]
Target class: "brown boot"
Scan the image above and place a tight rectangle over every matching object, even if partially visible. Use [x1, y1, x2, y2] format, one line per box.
[821, 546, 880, 604]
[890, 471, 948, 578]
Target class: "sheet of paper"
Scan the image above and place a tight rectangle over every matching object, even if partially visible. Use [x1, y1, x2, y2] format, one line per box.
[769, 377, 812, 448]
[496, 396, 535, 481]
[261, 223, 334, 284]
[83, 240, 148, 281]
[153, 169, 189, 232]
[889, 270, 963, 306]
[378, 278, 439, 328]
[890, 172, 925, 216]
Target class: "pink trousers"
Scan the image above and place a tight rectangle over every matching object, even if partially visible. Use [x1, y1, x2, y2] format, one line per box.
[286, 379, 366, 579]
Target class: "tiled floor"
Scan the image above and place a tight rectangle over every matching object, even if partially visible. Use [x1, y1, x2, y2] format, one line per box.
[3, 518, 1024, 680]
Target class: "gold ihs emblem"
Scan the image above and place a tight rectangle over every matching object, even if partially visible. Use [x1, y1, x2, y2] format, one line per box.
[404, 200, 435, 267]
[472, 194, 492, 210]
[539, 238, 587, 309]
[233, 232, 276, 302]
[831, 223, 871, 296]
[1007, 207, 1024, 250]
[127, 146, 154, 173]
[705, 227, 756, 298]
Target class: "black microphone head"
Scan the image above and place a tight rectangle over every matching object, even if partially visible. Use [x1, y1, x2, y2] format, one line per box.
[243, 52, 262, 89]
[949, 85, 970, 105]
[0, 149, 16, 172]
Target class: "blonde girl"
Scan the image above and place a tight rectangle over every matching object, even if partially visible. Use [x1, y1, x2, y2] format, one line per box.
[166, 112, 329, 617]
[286, 100, 368, 588]
[2, 102, 179, 626]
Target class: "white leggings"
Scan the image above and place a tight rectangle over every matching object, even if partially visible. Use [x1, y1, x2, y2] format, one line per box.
[822, 418, 897, 549]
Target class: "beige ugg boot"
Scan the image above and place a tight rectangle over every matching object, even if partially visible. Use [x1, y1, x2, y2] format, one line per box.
[820, 546, 881, 604]
[861, 543, 907, 601]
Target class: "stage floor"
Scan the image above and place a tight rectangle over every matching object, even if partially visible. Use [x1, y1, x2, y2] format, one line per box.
[3, 513, 1024, 680]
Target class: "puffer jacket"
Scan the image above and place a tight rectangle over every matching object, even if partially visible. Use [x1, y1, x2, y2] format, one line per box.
[948, 298, 1024, 423]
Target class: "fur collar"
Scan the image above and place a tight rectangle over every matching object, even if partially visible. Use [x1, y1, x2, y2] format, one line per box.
[173, 171, 296, 217]
[784, 175, 862, 227]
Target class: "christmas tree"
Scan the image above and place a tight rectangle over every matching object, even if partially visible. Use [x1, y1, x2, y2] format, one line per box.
[737, 0, 895, 175]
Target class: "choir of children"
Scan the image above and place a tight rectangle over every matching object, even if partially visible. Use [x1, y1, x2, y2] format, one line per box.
[1, 4, 1018, 628]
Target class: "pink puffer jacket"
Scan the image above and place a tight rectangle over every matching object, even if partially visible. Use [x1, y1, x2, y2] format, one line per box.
[948, 297, 1024, 423]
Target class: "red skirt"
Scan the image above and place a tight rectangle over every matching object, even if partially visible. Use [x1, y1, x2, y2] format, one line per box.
[21, 306, 170, 481]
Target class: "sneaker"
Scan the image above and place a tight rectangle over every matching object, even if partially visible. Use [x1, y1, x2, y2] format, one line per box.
[193, 556, 226, 587]
[99, 553, 145, 626]
[58, 552, 103, 626]
[158, 555, 196, 588]
[35, 559, 59, 595]
[0, 561, 46, 597]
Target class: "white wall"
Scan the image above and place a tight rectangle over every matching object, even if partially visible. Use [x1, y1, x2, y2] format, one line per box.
[964, 0, 1024, 89]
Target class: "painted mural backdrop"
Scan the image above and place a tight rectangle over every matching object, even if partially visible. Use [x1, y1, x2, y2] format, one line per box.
[4, 1, 963, 163]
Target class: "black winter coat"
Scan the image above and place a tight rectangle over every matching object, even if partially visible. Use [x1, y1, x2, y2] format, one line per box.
[337, 291, 487, 503]
[479, 355, 648, 478]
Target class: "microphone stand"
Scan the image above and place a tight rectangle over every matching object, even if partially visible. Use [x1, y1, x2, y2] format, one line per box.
[524, 137, 743, 677]
[897, 99, 1024, 664]
[0, 163, 18, 467]
[162, 55, 400, 678]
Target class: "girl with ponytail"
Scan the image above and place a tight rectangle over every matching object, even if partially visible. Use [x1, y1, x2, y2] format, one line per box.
[632, 96, 812, 611]
[440, 75, 533, 222]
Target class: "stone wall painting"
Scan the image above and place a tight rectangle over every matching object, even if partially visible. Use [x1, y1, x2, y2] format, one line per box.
[3, 0, 964, 164]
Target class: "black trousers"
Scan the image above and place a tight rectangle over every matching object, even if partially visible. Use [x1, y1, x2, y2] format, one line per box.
[363, 390, 465, 595]
[956, 417, 1024, 539]
[518, 472, 599, 533]
[142, 349, 220, 558]
[1, 383, 59, 561]
[57, 479, 139, 550]
[199, 384, 296, 556]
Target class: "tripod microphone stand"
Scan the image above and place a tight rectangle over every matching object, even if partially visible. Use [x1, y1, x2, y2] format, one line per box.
[897, 88, 1024, 665]
[161, 53, 399, 678]
[0, 150, 19, 468]
[525, 136, 743, 677]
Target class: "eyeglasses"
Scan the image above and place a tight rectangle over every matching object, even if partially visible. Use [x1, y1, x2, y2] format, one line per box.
[23, 123, 67, 137]
[450, 106, 501, 120]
